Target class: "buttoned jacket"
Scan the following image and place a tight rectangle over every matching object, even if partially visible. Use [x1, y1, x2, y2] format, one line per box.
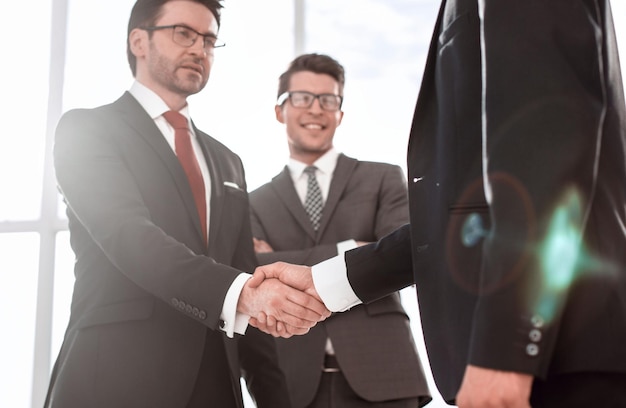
[250, 154, 431, 407]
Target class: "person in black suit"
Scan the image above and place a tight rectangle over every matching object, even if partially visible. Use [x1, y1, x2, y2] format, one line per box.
[250, 1, 626, 407]
[249, 53, 431, 408]
[45, 1, 328, 407]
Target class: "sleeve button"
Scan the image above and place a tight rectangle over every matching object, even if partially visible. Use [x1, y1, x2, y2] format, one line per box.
[529, 329, 542, 342]
[526, 343, 539, 357]
[531, 315, 545, 328]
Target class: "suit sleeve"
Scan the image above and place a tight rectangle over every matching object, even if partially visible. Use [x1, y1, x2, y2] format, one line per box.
[249, 203, 336, 265]
[341, 163, 414, 301]
[344, 223, 415, 303]
[255, 238, 338, 266]
[252, 163, 410, 267]
[469, 0, 608, 376]
[54, 109, 243, 331]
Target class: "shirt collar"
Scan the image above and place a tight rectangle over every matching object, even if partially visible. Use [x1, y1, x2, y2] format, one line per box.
[288, 148, 339, 179]
[128, 80, 191, 122]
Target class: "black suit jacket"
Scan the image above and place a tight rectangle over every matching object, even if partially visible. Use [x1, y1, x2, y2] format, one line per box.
[46, 92, 289, 408]
[250, 154, 430, 407]
[342, 0, 626, 403]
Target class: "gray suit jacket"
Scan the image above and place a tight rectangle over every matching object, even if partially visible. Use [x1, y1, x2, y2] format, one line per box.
[250, 154, 431, 407]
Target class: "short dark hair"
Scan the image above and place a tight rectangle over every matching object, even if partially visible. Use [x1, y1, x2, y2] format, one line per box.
[277, 53, 345, 99]
[126, 0, 224, 76]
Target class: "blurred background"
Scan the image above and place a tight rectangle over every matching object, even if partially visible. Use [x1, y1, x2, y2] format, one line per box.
[1, 1, 625, 407]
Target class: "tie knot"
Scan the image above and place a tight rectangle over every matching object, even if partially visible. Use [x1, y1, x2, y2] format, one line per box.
[163, 110, 189, 130]
[304, 166, 317, 176]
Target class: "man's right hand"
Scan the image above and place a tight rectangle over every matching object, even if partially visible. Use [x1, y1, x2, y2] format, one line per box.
[237, 269, 330, 337]
[246, 262, 327, 337]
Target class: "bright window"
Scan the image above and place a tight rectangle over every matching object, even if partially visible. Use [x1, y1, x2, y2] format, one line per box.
[2, 1, 626, 407]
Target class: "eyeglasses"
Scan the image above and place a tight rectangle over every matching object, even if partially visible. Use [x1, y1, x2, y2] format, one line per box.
[277, 91, 343, 111]
[141, 25, 225, 52]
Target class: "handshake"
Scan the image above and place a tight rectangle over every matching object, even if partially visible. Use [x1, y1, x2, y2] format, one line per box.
[237, 262, 331, 338]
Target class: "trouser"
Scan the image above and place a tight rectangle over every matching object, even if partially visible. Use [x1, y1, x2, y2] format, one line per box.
[306, 355, 421, 408]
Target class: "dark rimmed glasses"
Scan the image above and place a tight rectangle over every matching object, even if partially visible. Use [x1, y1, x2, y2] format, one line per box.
[277, 91, 343, 111]
[140, 24, 225, 52]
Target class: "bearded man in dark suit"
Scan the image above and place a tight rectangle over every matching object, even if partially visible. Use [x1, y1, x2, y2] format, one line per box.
[45, 1, 328, 407]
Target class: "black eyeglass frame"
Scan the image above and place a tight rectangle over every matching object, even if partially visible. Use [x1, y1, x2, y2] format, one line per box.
[277, 91, 344, 111]
[140, 24, 225, 51]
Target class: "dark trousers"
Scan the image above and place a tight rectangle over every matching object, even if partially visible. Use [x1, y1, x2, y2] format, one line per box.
[530, 372, 626, 407]
[306, 370, 420, 408]
[186, 330, 238, 408]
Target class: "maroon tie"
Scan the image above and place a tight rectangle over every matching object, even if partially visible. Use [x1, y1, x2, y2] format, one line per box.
[163, 110, 207, 244]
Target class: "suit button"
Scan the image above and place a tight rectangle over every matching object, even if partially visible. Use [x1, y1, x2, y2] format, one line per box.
[178, 300, 186, 310]
[199, 310, 207, 320]
[193, 307, 200, 317]
[219, 319, 227, 330]
[171, 298, 179, 308]
[526, 343, 539, 357]
[185, 304, 193, 314]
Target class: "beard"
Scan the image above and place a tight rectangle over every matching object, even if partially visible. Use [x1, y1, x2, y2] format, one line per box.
[148, 43, 209, 97]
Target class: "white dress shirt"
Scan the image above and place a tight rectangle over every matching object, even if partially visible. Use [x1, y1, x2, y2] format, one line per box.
[312, 255, 362, 312]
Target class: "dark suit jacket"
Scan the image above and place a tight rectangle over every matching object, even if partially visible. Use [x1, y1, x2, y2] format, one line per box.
[46, 92, 289, 408]
[250, 154, 431, 407]
[342, 0, 626, 403]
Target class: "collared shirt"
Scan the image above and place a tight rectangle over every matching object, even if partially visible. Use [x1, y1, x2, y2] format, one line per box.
[287, 147, 339, 204]
[128, 80, 248, 338]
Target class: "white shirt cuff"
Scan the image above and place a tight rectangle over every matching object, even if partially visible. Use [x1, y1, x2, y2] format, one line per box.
[312, 255, 361, 312]
[220, 273, 250, 338]
[336, 239, 357, 256]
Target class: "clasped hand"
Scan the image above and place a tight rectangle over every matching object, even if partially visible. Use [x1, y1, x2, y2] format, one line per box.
[238, 262, 330, 337]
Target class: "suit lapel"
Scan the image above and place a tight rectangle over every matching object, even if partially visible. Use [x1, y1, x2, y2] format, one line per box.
[194, 125, 223, 254]
[270, 167, 317, 240]
[114, 93, 206, 246]
[270, 155, 358, 240]
[317, 154, 357, 236]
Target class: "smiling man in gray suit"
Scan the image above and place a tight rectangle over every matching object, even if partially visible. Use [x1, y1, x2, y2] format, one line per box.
[249, 53, 431, 408]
